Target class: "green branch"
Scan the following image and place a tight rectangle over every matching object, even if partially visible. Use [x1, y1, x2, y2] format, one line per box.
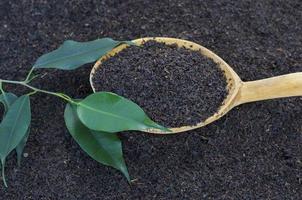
[0, 79, 74, 103]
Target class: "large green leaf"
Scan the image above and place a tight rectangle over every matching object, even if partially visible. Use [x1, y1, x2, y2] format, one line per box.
[0, 95, 31, 187]
[64, 103, 130, 181]
[33, 38, 132, 70]
[0, 92, 30, 167]
[76, 92, 168, 133]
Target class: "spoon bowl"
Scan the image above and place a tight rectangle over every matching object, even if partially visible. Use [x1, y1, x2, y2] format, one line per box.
[90, 37, 302, 134]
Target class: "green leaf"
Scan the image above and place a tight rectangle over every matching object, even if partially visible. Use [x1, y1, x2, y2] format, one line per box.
[64, 103, 130, 181]
[76, 92, 168, 133]
[0, 92, 18, 114]
[0, 92, 30, 167]
[33, 38, 132, 70]
[0, 95, 31, 187]
[15, 127, 30, 167]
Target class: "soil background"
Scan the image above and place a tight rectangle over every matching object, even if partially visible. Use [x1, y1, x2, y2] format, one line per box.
[0, 0, 301, 199]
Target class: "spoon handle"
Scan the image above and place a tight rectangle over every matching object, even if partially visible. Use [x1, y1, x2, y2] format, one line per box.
[235, 72, 302, 105]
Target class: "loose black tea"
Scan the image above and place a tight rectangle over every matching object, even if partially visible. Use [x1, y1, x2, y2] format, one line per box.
[92, 41, 228, 127]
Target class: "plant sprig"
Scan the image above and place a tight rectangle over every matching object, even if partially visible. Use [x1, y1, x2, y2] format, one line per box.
[0, 38, 169, 187]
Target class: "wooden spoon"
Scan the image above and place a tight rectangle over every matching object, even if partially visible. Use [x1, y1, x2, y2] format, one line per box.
[90, 37, 302, 134]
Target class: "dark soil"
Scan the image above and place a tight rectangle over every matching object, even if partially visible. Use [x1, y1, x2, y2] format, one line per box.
[92, 40, 228, 127]
[0, 0, 302, 199]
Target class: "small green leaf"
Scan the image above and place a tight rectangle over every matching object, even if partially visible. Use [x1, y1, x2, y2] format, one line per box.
[76, 92, 168, 133]
[64, 103, 130, 181]
[15, 127, 30, 167]
[33, 38, 132, 70]
[0, 95, 31, 187]
[0, 92, 17, 114]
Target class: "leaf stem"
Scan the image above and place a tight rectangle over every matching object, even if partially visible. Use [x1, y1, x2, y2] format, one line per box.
[26, 90, 38, 96]
[24, 67, 35, 83]
[0, 79, 74, 103]
[1, 159, 7, 187]
[0, 82, 9, 107]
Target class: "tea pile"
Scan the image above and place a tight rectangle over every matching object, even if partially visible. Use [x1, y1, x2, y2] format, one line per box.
[92, 40, 228, 127]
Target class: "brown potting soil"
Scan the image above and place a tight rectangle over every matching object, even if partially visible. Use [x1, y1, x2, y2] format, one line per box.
[92, 40, 228, 127]
[0, 0, 301, 199]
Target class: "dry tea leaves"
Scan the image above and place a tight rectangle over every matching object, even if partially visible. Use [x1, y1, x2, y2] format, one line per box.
[92, 41, 228, 127]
